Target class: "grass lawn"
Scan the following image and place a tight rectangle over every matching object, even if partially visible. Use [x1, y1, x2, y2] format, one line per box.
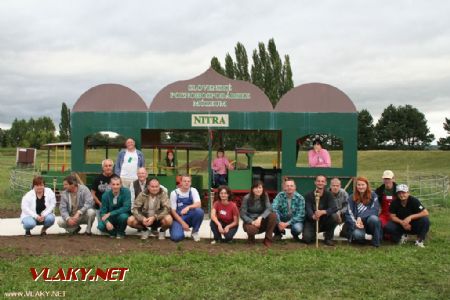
[1, 148, 449, 299]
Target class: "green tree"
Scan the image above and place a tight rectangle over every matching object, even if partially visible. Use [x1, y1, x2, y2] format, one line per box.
[210, 57, 225, 75]
[211, 38, 294, 108]
[375, 104, 434, 149]
[437, 117, 450, 150]
[59, 102, 71, 141]
[25, 117, 56, 148]
[358, 109, 376, 149]
[224, 53, 235, 79]
[234, 42, 250, 81]
[9, 118, 29, 146]
[0, 128, 10, 147]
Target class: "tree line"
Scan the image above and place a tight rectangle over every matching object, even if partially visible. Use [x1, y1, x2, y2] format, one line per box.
[0, 103, 70, 148]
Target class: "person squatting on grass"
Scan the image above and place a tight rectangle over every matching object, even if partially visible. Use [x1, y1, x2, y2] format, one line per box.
[90, 159, 114, 223]
[58, 175, 96, 235]
[170, 174, 204, 242]
[384, 184, 430, 248]
[329, 177, 349, 238]
[97, 175, 131, 239]
[303, 175, 338, 246]
[375, 170, 398, 240]
[272, 178, 305, 242]
[240, 181, 277, 247]
[346, 177, 382, 247]
[209, 185, 240, 244]
[127, 177, 173, 240]
[21, 176, 56, 236]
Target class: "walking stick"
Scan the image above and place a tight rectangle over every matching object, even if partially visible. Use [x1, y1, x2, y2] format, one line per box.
[315, 190, 320, 248]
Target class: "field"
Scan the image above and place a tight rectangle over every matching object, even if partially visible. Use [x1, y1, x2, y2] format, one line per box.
[1, 148, 449, 299]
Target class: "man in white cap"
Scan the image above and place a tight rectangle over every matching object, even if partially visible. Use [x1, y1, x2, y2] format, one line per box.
[375, 170, 397, 239]
[384, 184, 430, 247]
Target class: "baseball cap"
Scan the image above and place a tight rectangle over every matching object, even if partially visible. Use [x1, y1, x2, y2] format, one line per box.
[382, 170, 394, 179]
[396, 184, 409, 193]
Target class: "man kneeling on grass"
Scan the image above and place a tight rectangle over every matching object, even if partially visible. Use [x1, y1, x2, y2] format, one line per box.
[384, 184, 430, 248]
[127, 177, 173, 240]
[170, 174, 204, 242]
[272, 178, 305, 242]
[58, 175, 96, 235]
[98, 175, 131, 239]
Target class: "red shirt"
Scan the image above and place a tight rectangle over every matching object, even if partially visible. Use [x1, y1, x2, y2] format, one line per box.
[213, 201, 239, 225]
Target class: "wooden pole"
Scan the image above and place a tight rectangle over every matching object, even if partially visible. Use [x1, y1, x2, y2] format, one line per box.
[315, 190, 320, 248]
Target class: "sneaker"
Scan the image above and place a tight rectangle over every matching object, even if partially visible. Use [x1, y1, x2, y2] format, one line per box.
[210, 240, 217, 245]
[116, 235, 124, 240]
[192, 232, 200, 242]
[141, 230, 150, 240]
[25, 230, 31, 237]
[158, 231, 166, 240]
[415, 240, 425, 248]
[399, 234, 408, 245]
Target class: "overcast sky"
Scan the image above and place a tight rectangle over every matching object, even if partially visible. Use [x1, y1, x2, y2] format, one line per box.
[0, 0, 449, 140]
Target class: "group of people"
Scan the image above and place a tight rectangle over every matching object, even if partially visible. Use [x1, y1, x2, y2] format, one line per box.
[19, 138, 430, 248]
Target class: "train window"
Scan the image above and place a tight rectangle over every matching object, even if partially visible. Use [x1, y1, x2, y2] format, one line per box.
[84, 132, 125, 164]
[295, 134, 343, 168]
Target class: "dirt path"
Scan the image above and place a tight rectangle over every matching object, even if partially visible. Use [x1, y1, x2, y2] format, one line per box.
[0, 235, 313, 259]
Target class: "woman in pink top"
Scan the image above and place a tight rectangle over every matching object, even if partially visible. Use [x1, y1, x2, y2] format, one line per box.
[212, 148, 234, 187]
[308, 139, 331, 167]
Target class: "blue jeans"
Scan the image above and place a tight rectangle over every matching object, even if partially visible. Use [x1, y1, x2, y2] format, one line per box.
[170, 208, 204, 242]
[210, 220, 238, 242]
[351, 215, 382, 247]
[384, 217, 430, 242]
[22, 214, 55, 230]
[274, 222, 303, 238]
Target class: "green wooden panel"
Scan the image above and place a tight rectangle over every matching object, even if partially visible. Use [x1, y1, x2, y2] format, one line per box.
[228, 170, 252, 190]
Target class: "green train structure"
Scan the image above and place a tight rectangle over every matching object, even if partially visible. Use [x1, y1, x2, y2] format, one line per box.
[67, 68, 357, 207]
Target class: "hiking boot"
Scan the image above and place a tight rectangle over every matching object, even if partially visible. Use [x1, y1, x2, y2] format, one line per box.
[399, 234, 408, 245]
[25, 229, 31, 237]
[263, 238, 272, 247]
[141, 230, 149, 240]
[415, 240, 425, 248]
[192, 232, 200, 242]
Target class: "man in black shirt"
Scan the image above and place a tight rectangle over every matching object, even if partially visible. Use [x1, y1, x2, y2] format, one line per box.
[384, 184, 430, 247]
[302, 175, 338, 246]
[91, 159, 114, 222]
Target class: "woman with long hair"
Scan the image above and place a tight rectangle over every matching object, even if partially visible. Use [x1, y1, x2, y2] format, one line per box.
[345, 177, 382, 247]
[210, 185, 239, 244]
[240, 181, 276, 247]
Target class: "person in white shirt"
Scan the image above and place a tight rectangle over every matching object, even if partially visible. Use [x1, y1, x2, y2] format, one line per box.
[20, 176, 56, 236]
[169, 175, 204, 242]
[114, 138, 145, 188]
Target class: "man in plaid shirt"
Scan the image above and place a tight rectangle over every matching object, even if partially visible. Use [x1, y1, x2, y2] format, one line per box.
[272, 178, 305, 242]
